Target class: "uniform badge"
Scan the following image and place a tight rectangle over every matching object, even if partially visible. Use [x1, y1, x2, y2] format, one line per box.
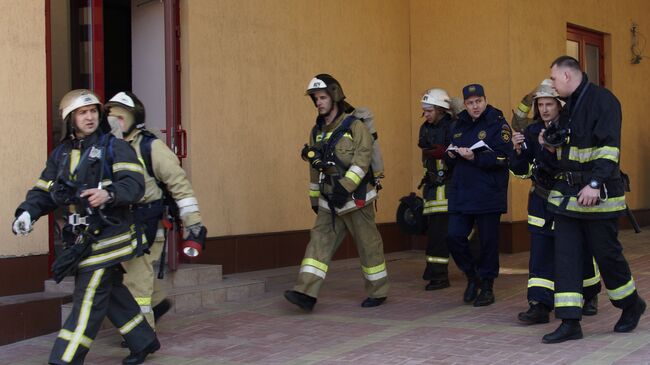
[89, 146, 103, 159]
[501, 130, 511, 142]
[478, 130, 487, 140]
[454, 132, 462, 138]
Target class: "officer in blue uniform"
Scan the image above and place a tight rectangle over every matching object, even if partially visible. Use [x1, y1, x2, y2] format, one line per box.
[445, 84, 513, 307]
[510, 80, 601, 324]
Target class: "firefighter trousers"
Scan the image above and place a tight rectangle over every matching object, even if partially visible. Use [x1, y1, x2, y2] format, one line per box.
[447, 212, 501, 279]
[49, 265, 156, 365]
[294, 203, 389, 299]
[122, 227, 167, 329]
[554, 215, 639, 320]
[527, 230, 601, 309]
[423, 214, 450, 281]
[423, 214, 481, 281]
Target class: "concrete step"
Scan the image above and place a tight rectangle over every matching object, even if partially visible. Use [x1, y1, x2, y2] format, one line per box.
[44, 276, 75, 294]
[61, 276, 265, 326]
[166, 264, 223, 288]
[45, 263, 224, 296]
[0, 291, 72, 346]
[167, 276, 266, 312]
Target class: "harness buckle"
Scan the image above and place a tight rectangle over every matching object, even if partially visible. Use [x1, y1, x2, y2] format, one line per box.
[68, 213, 88, 227]
[565, 171, 576, 186]
[556, 171, 577, 186]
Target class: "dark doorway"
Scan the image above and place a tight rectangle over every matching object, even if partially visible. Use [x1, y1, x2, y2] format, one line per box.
[103, 0, 132, 100]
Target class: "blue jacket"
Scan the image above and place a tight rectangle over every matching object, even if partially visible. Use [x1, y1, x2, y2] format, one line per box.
[446, 105, 513, 214]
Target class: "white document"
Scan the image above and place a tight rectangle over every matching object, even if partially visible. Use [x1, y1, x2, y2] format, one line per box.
[446, 140, 493, 153]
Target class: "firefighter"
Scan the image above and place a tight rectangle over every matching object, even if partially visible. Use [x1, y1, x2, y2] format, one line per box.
[445, 84, 513, 307]
[11, 89, 159, 365]
[105, 91, 206, 330]
[418, 88, 456, 290]
[541, 56, 645, 343]
[510, 80, 601, 324]
[284, 74, 389, 311]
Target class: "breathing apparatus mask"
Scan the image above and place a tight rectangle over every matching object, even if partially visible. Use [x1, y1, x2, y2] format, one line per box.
[301, 144, 332, 171]
[542, 122, 571, 147]
[50, 181, 93, 215]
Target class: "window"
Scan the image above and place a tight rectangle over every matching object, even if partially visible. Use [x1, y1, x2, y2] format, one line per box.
[567, 25, 605, 87]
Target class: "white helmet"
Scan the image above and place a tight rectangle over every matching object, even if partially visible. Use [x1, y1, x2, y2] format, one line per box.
[59, 89, 101, 121]
[421, 88, 450, 109]
[534, 79, 565, 106]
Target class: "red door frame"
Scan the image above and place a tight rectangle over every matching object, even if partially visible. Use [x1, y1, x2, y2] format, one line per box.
[163, 0, 183, 270]
[90, 0, 105, 101]
[45, 0, 54, 270]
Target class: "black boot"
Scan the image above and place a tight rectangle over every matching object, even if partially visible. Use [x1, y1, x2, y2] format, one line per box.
[425, 279, 450, 291]
[518, 302, 550, 324]
[284, 290, 317, 312]
[122, 337, 160, 365]
[614, 297, 646, 333]
[473, 279, 495, 307]
[463, 274, 480, 303]
[542, 320, 583, 344]
[361, 297, 387, 308]
[153, 299, 172, 322]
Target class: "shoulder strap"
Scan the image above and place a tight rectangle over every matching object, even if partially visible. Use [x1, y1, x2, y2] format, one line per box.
[138, 131, 158, 180]
[138, 131, 175, 205]
[99, 133, 115, 181]
[326, 115, 358, 148]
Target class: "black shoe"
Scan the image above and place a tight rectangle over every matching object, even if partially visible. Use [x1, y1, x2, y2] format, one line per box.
[518, 303, 550, 324]
[463, 276, 479, 303]
[542, 320, 583, 344]
[473, 279, 495, 307]
[425, 279, 450, 291]
[122, 337, 160, 365]
[361, 297, 387, 308]
[614, 297, 646, 333]
[153, 299, 172, 322]
[582, 296, 598, 316]
[284, 290, 317, 312]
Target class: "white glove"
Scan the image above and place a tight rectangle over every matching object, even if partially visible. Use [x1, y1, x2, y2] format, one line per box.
[184, 223, 203, 238]
[12, 211, 33, 236]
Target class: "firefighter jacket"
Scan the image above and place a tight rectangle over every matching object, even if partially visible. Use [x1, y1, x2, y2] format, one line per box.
[446, 105, 513, 214]
[547, 74, 626, 219]
[418, 113, 455, 215]
[308, 111, 377, 215]
[125, 129, 202, 228]
[16, 131, 145, 273]
[510, 120, 558, 235]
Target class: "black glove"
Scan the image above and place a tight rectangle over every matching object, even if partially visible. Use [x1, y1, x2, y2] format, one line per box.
[311, 205, 319, 214]
[329, 180, 349, 208]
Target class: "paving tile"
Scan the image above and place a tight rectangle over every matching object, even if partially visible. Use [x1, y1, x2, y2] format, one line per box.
[2, 229, 650, 364]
